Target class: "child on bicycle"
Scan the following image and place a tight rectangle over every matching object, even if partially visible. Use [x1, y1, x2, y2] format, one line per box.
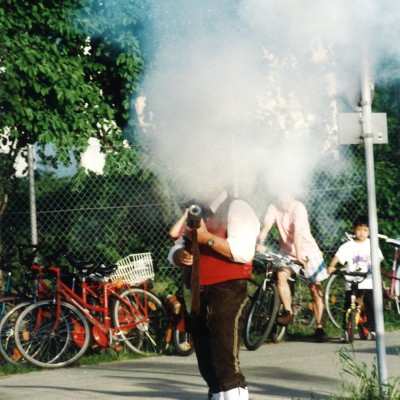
[327, 215, 383, 342]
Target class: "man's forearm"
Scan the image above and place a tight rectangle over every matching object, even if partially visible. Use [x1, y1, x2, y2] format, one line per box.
[200, 233, 233, 259]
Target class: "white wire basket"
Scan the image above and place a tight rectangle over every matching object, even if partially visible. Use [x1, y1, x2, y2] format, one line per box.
[110, 252, 154, 285]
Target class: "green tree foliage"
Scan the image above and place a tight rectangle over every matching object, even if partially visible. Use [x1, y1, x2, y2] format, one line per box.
[0, 0, 144, 216]
[372, 81, 400, 240]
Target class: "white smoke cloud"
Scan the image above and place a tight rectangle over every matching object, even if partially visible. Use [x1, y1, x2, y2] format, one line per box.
[134, 0, 400, 210]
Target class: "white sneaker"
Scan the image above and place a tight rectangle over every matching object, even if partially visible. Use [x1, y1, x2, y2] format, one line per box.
[370, 331, 376, 341]
[210, 387, 249, 399]
[340, 331, 349, 343]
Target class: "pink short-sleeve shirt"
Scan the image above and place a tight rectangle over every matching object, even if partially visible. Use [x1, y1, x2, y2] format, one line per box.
[264, 200, 321, 259]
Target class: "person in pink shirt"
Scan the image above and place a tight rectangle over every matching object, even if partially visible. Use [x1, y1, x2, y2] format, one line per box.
[256, 193, 329, 342]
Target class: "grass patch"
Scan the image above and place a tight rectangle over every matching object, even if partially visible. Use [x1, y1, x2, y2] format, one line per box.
[0, 362, 37, 377]
[329, 347, 400, 400]
[76, 346, 148, 366]
[0, 346, 152, 377]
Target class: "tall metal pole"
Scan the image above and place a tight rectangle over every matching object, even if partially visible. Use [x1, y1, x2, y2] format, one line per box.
[360, 61, 388, 386]
[27, 144, 38, 245]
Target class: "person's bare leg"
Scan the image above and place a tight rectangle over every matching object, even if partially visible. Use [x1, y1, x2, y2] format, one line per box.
[276, 268, 295, 325]
[309, 282, 324, 327]
[277, 268, 292, 313]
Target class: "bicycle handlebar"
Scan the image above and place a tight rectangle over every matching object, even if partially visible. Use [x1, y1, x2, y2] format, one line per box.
[255, 250, 302, 268]
[332, 267, 368, 283]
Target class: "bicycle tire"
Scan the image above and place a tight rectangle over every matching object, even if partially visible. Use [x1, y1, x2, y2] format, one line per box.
[0, 301, 31, 365]
[243, 282, 280, 351]
[269, 303, 286, 343]
[14, 300, 91, 368]
[172, 329, 195, 356]
[112, 287, 168, 355]
[357, 305, 369, 340]
[324, 273, 346, 329]
[0, 295, 18, 319]
[291, 274, 315, 330]
[347, 311, 355, 343]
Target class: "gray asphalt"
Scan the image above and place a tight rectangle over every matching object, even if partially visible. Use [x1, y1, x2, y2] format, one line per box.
[0, 330, 399, 400]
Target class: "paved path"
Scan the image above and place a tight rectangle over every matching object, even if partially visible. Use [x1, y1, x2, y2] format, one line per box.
[0, 331, 399, 400]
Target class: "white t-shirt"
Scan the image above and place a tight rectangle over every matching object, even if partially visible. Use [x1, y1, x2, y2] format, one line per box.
[335, 238, 383, 290]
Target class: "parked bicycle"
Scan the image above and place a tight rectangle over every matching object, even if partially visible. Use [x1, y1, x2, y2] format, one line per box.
[243, 250, 314, 350]
[12, 252, 168, 368]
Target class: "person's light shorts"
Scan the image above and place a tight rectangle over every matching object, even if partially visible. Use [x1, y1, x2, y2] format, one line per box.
[283, 252, 329, 284]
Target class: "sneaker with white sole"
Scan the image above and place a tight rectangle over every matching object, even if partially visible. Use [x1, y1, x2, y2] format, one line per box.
[370, 331, 376, 341]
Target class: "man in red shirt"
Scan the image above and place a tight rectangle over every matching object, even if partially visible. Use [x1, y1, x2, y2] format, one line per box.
[168, 188, 260, 400]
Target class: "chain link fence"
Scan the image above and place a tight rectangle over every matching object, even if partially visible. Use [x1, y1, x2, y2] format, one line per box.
[0, 144, 368, 294]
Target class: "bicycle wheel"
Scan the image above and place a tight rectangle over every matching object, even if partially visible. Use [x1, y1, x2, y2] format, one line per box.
[243, 282, 280, 351]
[172, 329, 195, 356]
[346, 311, 355, 343]
[0, 301, 31, 365]
[112, 287, 168, 355]
[14, 300, 91, 368]
[291, 274, 315, 329]
[0, 295, 18, 319]
[324, 273, 346, 329]
[268, 302, 286, 343]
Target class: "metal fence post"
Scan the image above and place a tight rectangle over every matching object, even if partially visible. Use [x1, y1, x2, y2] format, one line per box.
[27, 144, 38, 246]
